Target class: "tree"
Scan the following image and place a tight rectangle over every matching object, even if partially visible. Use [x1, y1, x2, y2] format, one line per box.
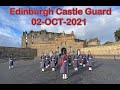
[114, 28, 120, 41]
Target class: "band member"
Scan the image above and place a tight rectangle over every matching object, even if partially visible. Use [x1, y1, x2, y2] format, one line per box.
[60, 53, 68, 80]
[73, 52, 79, 71]
[68, 52, 72, 65]
[82, 51, 87, 67]
[51, 53, 56, 71]
[45, 53, 50, 68]
[78, 51, 83, 66]
[55, 51, 59, 67]
[87, 51, 94, 71]
[40, 53, 46, 72]
[9, 54, 14, 69]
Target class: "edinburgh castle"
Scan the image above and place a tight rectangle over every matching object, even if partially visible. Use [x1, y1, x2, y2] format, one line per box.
[22, 30, 100, 57]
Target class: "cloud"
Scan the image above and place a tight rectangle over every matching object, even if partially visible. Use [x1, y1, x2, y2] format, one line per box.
[41, 6, 120, 44]
[0, 6, 120, 47]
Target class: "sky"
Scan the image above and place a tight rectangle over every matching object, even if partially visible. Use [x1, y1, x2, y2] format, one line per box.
[0, 6, 120, 47]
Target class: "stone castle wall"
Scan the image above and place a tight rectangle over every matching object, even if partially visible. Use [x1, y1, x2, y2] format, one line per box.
[81, 42, 120, 55]
[31, 36, 85, 57]
[0, 47, 37, 60]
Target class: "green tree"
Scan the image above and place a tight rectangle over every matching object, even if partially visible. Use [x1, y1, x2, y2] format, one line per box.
[114, 28, 120, 41]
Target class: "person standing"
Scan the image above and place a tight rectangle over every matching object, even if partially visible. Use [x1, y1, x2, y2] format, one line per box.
[60, 53, 68, 80]
[8, 54, 14, 69]
[82, 51, 87, 67]
[51, 53, 56, 71]
[40, 53, 46, 72]
[68, 52, 72, 65]
[45, 53, 50, 68]
[78, 51, 83, 66]
[73, 52, 79, 71]
[55, 51, 59, 67]
[87, 51, 94, 71]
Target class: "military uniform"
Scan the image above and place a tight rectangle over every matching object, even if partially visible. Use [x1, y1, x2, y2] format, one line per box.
[60, 54, 68, 79]
[45, 55, 50, 68]
[73, 54, 79, 71]
[78, 54, 83, 65]
[9, 57, 14, 69]
[82, 54, 87, 67]
[41, 55, 46, 72]
[51, 54, 56, 71]
[55, 54, 59, 67]
[87, 54, 94, 71]
[68, 54, 72, 65]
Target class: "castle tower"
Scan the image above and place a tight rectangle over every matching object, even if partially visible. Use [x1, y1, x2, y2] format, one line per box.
[62, 31, 65, 36]
[22, 31, 28, 48]
[71, 31, 74, 35]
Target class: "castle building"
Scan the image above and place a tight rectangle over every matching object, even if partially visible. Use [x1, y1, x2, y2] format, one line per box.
[22, 30, 100, 57]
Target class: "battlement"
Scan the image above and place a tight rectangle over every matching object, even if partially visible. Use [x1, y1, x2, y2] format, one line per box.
[23, 29, 74, 37]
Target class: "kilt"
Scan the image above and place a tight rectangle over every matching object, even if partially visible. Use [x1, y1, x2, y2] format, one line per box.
[60, 61, 68, 74]
[82, 58, 87, 64]
[73, 59, 79, 68]
[41, 59, 45, 68]
[87, 58, 93, 67]
[51, 59, 55, 68]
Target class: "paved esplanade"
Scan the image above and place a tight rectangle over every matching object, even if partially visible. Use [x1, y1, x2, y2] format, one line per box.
[0, 59, 120, 84]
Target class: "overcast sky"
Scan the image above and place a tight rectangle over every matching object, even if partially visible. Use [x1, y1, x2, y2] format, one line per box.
[0, 6, 120, 47]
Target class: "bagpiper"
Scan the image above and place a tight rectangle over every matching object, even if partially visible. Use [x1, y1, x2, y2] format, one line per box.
[51, 53, 56, 71]
[8, 54, 15, 69]
[87, 51, 94, 71]
[73, 52, 79, 71]
[45, 53, 50, 68]
[55, 51, 59, 67]
[40, 53, 46, 72]
[82, 51, 87, 67]
[78, 51, 83, 66]
[68, 52, 72, 65]
[60, 53, 68, 80]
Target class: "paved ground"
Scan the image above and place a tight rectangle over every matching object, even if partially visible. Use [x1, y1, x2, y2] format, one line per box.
[0, 59, 120, 84]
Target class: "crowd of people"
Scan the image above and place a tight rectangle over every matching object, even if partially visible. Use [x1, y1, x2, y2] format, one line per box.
[40, 51, 94, 80]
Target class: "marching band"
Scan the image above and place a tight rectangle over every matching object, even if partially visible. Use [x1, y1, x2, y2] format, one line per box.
[40, 50, 94, 80]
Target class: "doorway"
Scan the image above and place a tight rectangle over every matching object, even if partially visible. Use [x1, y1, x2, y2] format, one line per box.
[61, 48, 67, 55]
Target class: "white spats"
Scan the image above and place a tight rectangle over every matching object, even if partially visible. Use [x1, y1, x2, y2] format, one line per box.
[64, 74, 68, 79]
[62, 74, 65, 79]
[42, 68, 45, 72]
[89, 67, 92, 71]
[9, 66, 13, 69]
[11, 66, 13, 68]
[52, 68, 55, 71]
[62, 74, 68, 79]
[83, 64, 86, 67]
[46, 65, 49, 68]
[69, 63, 71, 65]
[9, 66, 11, 69]
[74, 68, 78, 71]
[80, 63, 82, 65]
